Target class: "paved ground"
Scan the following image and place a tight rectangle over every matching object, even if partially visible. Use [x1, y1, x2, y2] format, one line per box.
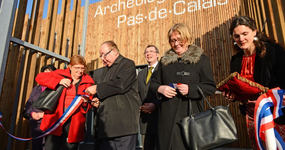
[79, 143, 144, 150]
[78, 143, 253, 150]
[213, 148, 253, 150]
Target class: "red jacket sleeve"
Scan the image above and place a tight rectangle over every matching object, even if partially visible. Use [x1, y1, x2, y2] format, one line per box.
[35, 71, 65, 90]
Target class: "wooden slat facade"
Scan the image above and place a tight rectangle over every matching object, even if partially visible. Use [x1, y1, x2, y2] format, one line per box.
[0, 0, 284, 149]
[0, 0, 81, 149]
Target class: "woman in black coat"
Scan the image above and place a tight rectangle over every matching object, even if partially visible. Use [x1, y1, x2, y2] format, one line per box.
[225, 16, 285, 149]
[150, 23, 216, 150]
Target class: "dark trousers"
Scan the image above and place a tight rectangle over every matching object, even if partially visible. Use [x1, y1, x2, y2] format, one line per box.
[45, 119, 79, 150]
[30, 121, 44, 150]
[96, 134, 136, 150]
[142, 134, 156, 150]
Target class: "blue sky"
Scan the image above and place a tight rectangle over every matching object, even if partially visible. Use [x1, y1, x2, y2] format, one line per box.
[23, 0, 103, 19]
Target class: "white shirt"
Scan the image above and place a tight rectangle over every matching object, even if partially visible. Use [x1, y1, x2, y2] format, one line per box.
[148, 61, 158, 73]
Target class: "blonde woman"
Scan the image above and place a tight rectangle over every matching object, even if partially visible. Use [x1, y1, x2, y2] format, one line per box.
[150, 23, 216, 150]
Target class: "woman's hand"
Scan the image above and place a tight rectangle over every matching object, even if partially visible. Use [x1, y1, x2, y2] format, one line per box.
[223, 91, 236, 101]
[85, 85, 97, 95]
[31, 111, 44, 120]
[59, 78, 71, 88]
[158, 85, 177, 98]
[91, 97, 100, 108]
[177, 84, 189, 95]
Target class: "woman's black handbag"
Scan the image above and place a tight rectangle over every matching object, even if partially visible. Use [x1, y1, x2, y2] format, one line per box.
[178, 86, 238, 150]
[33, 85, 64, 113]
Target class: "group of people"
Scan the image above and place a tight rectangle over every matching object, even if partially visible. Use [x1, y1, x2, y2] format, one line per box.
[23, 15, 285, 150]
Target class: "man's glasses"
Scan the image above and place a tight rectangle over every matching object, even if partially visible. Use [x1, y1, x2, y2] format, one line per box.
[99, 49, 113, 58]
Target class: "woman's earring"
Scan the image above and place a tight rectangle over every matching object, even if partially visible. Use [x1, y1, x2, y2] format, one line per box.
[253, 36, 258, 41]
[234, 42, 237, 45]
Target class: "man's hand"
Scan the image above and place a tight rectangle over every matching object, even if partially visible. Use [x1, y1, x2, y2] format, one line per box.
[85, 85, 97, 95]
[91, 97, 100, 108]
[140, 103, 156, 114]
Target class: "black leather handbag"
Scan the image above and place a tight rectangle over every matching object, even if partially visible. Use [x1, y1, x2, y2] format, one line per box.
[33, 85, 64, 113]
[178, 86, 238, 150]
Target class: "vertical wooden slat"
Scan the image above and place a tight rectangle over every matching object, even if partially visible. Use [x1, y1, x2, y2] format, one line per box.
[39, 0, 55, 69]
[254, 0, 264, 31]
[13, 14, 30, 150]
[39, 0, 54, 50]
[271, 0, 285, 46]
[258, 0, 269, 34]
[46, 0, 60, 65]
[248, 0, 254, 18]
[60, 0, 71, 69]
[0, 0, 28, 149]
[264, 0, 278, 41]
[72, 0, 82, 56]
[67, 0, 77, 58]
[251, 0, 259, 30]
[54, 0, 67, 68]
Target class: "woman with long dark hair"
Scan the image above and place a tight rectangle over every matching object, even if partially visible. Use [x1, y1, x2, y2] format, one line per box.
[225, 16, 285, 149]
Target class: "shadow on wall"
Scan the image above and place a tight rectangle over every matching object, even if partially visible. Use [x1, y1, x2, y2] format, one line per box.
[194, 16, 252, 149]
[86, 58, 99, 74]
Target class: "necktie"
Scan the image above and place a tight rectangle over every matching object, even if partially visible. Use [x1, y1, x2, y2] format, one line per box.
[146, 67, 154, 84]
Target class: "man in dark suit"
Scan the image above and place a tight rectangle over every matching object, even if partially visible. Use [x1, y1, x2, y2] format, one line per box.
[85, 41, 140, 150]
[138, 45, 160, 150]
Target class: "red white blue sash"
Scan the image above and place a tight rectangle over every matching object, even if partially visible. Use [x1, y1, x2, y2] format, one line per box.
[254, 88, 285, 150]
[0, 95, 86, 141]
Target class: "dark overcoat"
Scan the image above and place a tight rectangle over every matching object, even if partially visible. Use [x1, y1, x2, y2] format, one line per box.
[231, 42, 285, 123]
[230, 42, 285, 89]
[150, 44, 216, 150]
[138, 64, 160, 135]
[95, 55, 141, 138]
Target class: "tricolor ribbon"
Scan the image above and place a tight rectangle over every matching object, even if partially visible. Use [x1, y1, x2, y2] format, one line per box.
[254, 88, 285, 150]
[0, 95, 87, 141]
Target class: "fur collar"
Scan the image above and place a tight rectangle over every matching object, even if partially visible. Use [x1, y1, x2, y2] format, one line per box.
[161, 44, 204, 66]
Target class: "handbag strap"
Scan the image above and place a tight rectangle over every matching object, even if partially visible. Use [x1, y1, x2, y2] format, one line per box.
[188, 85, 215, 116]
[188, 85, 231, 116]
[188, 98, 192, 116]
[196, 85, 213, 109]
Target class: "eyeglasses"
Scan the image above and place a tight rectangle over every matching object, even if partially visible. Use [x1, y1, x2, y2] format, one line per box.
[144, 50, 157, 54]
[72, 66, 86, 71]
[99, 49, 113, 58]
[170, 39, 182, 45]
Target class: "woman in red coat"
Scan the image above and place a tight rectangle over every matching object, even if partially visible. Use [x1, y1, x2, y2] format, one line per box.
[35, 55, 94, 150]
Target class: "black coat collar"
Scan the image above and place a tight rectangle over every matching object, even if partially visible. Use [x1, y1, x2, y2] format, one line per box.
[230, 43, 276, 88]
